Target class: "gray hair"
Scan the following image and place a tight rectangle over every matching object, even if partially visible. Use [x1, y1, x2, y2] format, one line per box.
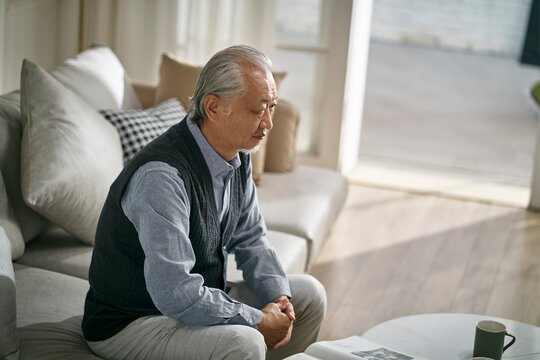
[190, 45, 273, 122]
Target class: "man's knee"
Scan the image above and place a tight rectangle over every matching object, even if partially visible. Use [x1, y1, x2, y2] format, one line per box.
[221, 326, 266, 360]
[291, 274, 327, 320]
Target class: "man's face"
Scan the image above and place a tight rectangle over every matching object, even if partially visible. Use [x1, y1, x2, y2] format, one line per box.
[215, 67, 277, 158]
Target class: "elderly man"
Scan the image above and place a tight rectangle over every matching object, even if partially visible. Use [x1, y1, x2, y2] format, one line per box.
[82, 45, 326, 359]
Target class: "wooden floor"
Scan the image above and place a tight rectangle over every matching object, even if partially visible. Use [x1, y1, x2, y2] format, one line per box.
[308, 184, 540, 341]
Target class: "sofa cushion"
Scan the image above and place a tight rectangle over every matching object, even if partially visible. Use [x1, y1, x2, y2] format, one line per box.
[50, 45, 141, 111]
[132, 81, 158, 109]
[18, 227, 307, 283]
[153, 52, 286, 185]
[0, 172, 24, 259]
[20, 59, 124, 245]
[16, 227, 93, 280]
[154, 53, 200, 111]
[100, 97, 187, 164]
[0, 227, 18, 359]
[13, 264, 96, 358]
[257, 165, 348, 266]
[265, 99, 299, 173]
[19, 315, 100, 360]
[0, 91, 50, 244]
[18, 227, 308, 283]
[226, 230, 307, 282]
[14, 263, 88, 327]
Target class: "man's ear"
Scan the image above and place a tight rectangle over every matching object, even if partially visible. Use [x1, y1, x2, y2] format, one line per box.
[204, 94, 221, 123]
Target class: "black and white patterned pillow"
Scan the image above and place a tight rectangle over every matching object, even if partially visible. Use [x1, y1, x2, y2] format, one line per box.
[100, 97, 187, 163]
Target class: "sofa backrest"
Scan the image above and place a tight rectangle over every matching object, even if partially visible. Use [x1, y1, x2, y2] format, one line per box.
[0, 91, 51, 260]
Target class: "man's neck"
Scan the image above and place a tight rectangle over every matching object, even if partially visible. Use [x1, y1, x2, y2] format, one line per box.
[198, 121, 237, 162]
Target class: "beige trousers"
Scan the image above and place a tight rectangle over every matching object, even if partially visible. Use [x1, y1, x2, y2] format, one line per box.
[87, 274, 326, 360]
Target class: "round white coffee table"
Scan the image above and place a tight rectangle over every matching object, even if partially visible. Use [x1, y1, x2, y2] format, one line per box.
[363, 313, 540, 360]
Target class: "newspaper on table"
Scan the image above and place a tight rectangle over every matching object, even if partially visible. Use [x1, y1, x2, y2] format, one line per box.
[285, 336, 428, 360]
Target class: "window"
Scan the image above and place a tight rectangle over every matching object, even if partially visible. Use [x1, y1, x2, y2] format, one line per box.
[274, 0, 330, 155]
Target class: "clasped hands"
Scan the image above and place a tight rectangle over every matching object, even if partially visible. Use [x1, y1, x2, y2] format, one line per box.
[257, 295, 295, 351]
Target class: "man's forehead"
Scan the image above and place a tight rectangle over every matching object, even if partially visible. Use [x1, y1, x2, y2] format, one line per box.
[255, 89, 278, 104]
[260, 93, 277, 103]
[243, 69, 277, 101]
[244, 68, 275, 85]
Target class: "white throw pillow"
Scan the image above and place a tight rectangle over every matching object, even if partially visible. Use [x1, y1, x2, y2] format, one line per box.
[20, 59, 124, 245]
[50, 45, 141, 111]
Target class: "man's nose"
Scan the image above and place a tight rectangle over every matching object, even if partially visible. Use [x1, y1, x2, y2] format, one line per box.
[261, 109, 273, 130]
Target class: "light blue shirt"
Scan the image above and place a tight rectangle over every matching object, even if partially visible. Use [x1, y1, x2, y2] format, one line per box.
[120, 114, 291, 327]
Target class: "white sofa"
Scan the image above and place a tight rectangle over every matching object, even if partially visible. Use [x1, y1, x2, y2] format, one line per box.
[0, 46, 347, 359]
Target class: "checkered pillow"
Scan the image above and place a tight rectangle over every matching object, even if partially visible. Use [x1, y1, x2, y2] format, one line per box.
[100, 98, 187, 163]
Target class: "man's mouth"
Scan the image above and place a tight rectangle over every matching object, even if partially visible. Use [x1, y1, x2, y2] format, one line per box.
[253, 132, 266, 141]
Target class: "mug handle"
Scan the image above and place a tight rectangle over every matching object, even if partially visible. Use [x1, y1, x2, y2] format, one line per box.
[503, 332, 516, 352]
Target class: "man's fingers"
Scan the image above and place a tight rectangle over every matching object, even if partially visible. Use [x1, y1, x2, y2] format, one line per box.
[272, 332, 290, 349]
[273, 322, 293, 350]
[273, 338, 287, 350]
[275, 298, 295, 320]
[276, 298, 289, 310]
[284, 303, 295, 320]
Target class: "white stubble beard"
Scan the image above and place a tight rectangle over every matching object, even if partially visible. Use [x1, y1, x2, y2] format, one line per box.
[240, 142, 262, 155]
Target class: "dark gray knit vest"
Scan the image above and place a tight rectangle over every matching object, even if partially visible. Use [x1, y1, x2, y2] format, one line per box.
[82, 117, 248, 341]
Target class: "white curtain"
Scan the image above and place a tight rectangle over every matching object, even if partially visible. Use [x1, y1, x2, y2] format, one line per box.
[86, 0, 276, 83]
[176, 0, 276, 63]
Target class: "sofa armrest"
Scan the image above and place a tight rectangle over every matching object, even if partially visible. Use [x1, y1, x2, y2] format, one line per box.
[265, 99, 299, 172]
[258, 166, 348, 268]
[132, 81, 157, 109]
[0, 226, 19, 359]
[0, 171, 25, 260]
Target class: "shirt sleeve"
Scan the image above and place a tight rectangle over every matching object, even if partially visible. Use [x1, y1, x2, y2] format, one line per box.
[121, 161, 262, 327]
[227, 156, 292, 305]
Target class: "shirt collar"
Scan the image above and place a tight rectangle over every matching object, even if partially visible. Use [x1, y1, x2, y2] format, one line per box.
[187, 112, 241, 178]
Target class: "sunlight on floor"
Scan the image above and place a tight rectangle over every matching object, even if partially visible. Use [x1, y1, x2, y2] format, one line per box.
[349, 159, 530, 208]
[313, 183, 523, 265]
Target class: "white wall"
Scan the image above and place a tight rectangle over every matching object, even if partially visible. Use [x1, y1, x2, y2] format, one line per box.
[0, 0, 79, 93]
[371, 0, 532, 57]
